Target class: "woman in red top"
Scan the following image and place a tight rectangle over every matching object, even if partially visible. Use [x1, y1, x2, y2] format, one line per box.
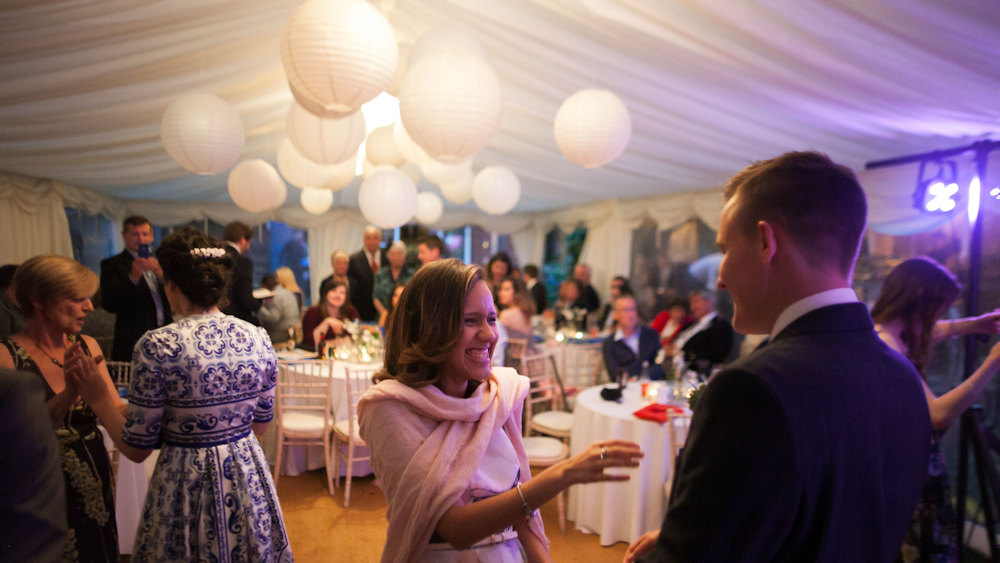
[650, 298, 694, 351]
[302, 279, 358, 351]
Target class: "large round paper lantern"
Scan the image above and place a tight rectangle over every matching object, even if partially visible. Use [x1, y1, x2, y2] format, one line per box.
[300, 186, 334, 215]
[386, 42, 410, 98]
[472, 166, 520, 215]
[392, 120, 431, 165]
[161, 93, 245, 175]
[408, 27, 487, 69]
[358, 169, 418, 229]
[440, 172, 474, 205]
[366, 125, 405, 167]
[414, 192, 444, 225]
[280, 0, 398, 118]
[399, 50, 502, 163]
[228, 160, 287, 213]
[361, 158, 377, 179]
[323, 152, 359, 191]
[278, 139, 356, 191]
[553, 89, 632, 168]
[400, 162, 422, 185]
[420, 157, 472, 186]
[286, 101, 366, 165]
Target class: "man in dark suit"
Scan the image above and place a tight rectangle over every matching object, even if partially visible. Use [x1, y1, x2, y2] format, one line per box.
[602, 294, 663, 380]
[347, 225, 388, 322]
[0, 369, 66, 563]
[626, 152, 931, 562]
[672, 289, 735, 369]
[222, 221, 262, 325]
[523, 264, 547, 314]
[571, 263, 600, 313]
[100, 215, 172, 361]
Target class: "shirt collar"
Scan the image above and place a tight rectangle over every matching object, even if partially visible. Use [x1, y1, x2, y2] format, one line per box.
[226, 241, 242, 255]
[769, 288, 858, 340]
[614, 327, 640, 341]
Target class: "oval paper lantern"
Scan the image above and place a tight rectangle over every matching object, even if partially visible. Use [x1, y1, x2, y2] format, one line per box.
[440, 172, 474, 205]
[472, 166, 520, 215]
[228, 160, 287, 213]
[392, 120, 431, 165]
[324, 152, 359, 191]
[278, 139, 357, 191]
[408, 27, 487, 69]
[286, 101, 366, 165]
[280, 0, 398, 117]
[400, 162, 422, 185]
[366, 124, 405, 167]
[386, 42, 410, 98]
[553, 89, 632, 168]
[414, 192, 444, 225]
[358, 168, 418, 229]
[420, 157, 472, 186]
[161, 93, 245, 175]
[399, 50, 502, 163]
[300, 186, 334, 215]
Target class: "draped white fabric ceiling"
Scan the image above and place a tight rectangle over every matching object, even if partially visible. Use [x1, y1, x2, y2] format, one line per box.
[2, 1, 999, 214]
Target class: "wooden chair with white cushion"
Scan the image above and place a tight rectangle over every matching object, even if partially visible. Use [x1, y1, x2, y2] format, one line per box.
[560, 342, 604, 409]
[522, 394, 569, 533]
[664, 411, 693, 502]
[332, 365, 377, 508]
[523, 352, 573, 442]
[274, 360, 335, 495]
[504, 337, 529, 372]
[105, 360, 132, 391]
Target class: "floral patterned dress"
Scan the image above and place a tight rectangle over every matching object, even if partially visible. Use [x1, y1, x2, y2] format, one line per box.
[122, 312, 293, 562]
[1, 336, 119, 563]
[897, 431, 959, 563]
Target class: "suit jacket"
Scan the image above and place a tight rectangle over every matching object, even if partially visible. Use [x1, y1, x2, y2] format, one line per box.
[573, 283, 601, 313]
[0, 369, 66, 563]
[347, 248, 388, 322]
[528, 281, 547, 314]
[681, 315, 735, 366]
[640, 303, 931, 563]
[100, 250, 172, 361]
[602, 326, 664, 380]
[0, 293, 24, 342]
[221, 246, 261, 325]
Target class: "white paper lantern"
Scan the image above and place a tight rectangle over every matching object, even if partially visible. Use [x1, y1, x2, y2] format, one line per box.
[228, 160, 287, 213]
[358, 169, 418, 229]
[472, 166, 520, 215]
[286, 101, 366, 165]
[300, 186, 334, 215]
[440, 172, 474, 205]
[386, 42, 410, 98]
[420, 157, 473, 186]
[392, 120, 432, 165]
[361, 158, 378, 179]
[278, 138, 357, 191]
[366, 124, 405, 167]
[280, 0, 398, 117]
[399, 50, 502, 163]
[553, 89, 632, 169]
[400, 162, 422, 185]
[408, 27, 487, 69]
[160, 93, 245, 175]
[414, 192, 444, 225]
[324, 152, 359, 191]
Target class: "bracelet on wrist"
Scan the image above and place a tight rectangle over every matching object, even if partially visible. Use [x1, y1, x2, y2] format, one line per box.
[515, 481, 535, 522]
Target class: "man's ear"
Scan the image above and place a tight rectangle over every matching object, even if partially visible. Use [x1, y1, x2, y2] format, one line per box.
[757, 221, 777, 264]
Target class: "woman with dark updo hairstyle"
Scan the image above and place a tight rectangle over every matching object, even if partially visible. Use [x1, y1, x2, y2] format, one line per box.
[70, 227, 293, 562]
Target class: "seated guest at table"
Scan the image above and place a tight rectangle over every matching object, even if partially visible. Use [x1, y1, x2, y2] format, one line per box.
[498, 276, 537, 348]
[418, 234, 445, 266]
[373, 241, 414, 319]
[0, 264, 25, 341]
[485, 252, 514, 302]
[275, 265, 304, 310]
[650, 298, 694, 350]
[549, 279, 585, 329]
[258, 273, 301, 345]
[572, 263, 601, 313]
[379, 283, 406, 331]
[358, 259, 643, 563]
[672, 289, 735, 369]
[598, 276, 632, 332]
[303, 279, 359, 351]
[602, 294, 663, 381]
[523, 264, 547, 314]
[0, 254, 121, 563]
[319, 249, 351, 301]
[624, 151, 930, 563]
[68, 227, 293, 562]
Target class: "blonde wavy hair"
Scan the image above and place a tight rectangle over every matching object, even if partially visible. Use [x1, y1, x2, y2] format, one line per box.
[14, 255, 98, 319]
[275, 266, 303, 296]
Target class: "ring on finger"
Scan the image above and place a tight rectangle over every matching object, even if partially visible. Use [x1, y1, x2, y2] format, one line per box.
[600, 446, 607, 461]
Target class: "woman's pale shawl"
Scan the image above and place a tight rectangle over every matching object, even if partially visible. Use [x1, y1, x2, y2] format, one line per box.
[357, 367, 549, 563]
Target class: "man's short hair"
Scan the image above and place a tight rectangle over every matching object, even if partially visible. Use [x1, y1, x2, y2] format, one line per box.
[261, 274, 277, 290]
[224, 221, 254, 243]
[524, 264, 539, 278]
[364, 225, 381, 237]
[419, 234, 445, 254]
[613, 292, 636, 308]
[122, 215, 151, 232]
[689, 289, 715, 306]
[724, 151, 867, 277]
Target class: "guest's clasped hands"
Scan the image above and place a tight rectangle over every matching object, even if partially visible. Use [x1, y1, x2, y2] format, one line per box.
[63, 342, 110, 407]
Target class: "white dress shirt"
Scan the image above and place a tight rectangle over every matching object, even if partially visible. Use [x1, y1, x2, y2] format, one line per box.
[364, 248, 382, 269]
[673, 311, 717, 354]
[769, 288, 859, 340]
[614, 327, 641, 356]
[127, 249, 165, 326]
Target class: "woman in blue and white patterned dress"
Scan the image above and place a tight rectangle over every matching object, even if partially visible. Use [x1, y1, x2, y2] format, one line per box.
[71, 227, 293, 562]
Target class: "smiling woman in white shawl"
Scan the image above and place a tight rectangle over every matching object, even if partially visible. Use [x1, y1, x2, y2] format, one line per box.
[359, 259, 643, 563]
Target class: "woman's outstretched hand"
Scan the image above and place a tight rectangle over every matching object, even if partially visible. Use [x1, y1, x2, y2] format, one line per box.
[974, 309, 1000, 335]
[558, 440, 643, 486]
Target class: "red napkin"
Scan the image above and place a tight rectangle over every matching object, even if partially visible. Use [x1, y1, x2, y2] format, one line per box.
[633, 403, 687, 424]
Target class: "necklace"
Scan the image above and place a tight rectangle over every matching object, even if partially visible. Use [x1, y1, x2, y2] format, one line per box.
[28, 333, 64, 368]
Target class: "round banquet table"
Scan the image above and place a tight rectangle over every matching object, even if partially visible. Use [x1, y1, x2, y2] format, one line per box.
[567, 383, 689, 546]
[260, 358, 382, 477]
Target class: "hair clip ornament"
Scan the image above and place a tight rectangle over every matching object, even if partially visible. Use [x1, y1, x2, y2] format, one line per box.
[190, 247, 227, 259]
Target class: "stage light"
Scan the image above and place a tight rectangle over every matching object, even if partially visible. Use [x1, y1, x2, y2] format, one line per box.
[969, 176, 980, 224]
[914, 159, 960, 213]
[991, 187, 1000, 198]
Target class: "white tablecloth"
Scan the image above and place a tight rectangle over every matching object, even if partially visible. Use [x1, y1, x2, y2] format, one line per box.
[100, 426, 153, 555]
[260, 359, 381, 477]
[567, 383, 688, 546]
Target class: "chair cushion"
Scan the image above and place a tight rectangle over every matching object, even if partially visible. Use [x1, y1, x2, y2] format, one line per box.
[334, 419, 364, 445]
[280, 411, 326, 437]
[523, 436, 567, 463]
[531, 411, 574, 436]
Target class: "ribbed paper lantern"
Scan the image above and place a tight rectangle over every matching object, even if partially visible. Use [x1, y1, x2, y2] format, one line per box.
[553, 89, 632, 168]
[440, 172, 474, 205]
[392, 120, 431, 165]
[408, 27, 487, 69]
[280, 0, 398, 118]
[161, 93, 245, 175]
[324, 153, 358, 191]
[286, 101, 366, 165]
[358, 169, 418, 229]
[301, 186, 334, 215]
[420, 157, 472, 186]
[228, 160, 288, 213]
[278, 139, 357, 191]
[472, 166, 520, 215]
[366, 124, 405, 167]
[414, 192, 444, 225]
[399, 50, 502, 163]
[400, 162, 422, 185]
[386, 42, 410, 98]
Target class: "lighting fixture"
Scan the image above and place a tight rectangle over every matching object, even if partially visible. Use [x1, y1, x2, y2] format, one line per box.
[913, 159, 960, 213]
